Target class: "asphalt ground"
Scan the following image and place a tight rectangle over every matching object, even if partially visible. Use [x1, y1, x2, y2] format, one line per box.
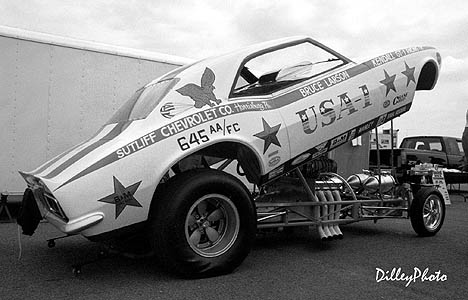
[1, 193, 467, 300]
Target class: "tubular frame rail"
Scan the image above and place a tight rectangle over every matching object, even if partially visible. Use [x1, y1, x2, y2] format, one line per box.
[255, 169, 409, 230]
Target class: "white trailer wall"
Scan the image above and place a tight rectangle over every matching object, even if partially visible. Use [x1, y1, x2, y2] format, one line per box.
[0, 26, 192, 198]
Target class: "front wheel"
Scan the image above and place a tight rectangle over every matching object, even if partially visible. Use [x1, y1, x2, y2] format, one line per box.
[149, 169, 256, 278]
[409, 187, 445, 237]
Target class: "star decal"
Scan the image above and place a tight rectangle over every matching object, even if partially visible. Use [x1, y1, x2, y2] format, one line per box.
[98, 176, 142, 219]
[401, 62, 416, 86]
[254, 118, 282, 154]
[379, 70, 397, 96]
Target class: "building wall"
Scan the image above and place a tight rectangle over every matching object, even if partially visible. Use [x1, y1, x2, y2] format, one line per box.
[370, 129, 399, 149]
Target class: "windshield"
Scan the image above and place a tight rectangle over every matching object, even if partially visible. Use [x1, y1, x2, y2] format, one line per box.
[106, 78, 179, 124]
[232, 41, 348, 97]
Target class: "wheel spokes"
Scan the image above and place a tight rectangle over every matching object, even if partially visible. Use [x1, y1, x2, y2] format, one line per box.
[423, 196, 442, 229]
[205, 226, 220, 242]
[185, 193, 241, 258]
[197, 201, 207, 216]
[207, 208, 223, 222]
[187, 214, 197, 227]
[423, 210, 431, 219]
[189, 230, 202, 246]
[425, 214, 433, 227]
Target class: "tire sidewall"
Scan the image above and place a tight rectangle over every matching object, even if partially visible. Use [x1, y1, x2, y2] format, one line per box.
[410, 187, 445, 236]
[150, 169, 256, 277]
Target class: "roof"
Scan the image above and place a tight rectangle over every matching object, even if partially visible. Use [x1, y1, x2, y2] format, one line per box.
[0, 25, 194, 66]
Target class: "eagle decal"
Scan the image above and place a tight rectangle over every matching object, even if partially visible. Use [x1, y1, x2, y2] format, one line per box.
[176, 67, 222, 108]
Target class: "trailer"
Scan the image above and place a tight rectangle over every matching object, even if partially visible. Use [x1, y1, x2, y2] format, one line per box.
[0, 26, 192, 201]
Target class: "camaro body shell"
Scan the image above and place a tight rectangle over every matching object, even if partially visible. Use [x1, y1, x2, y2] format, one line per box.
[20, 36, 440, 239]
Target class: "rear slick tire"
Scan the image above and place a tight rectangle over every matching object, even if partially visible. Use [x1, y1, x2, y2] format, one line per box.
[409, 187, 445, 237]
[149, 169, 256, 278]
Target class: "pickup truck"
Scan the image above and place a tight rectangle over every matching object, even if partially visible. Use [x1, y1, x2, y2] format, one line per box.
[370, 135, 466, 183]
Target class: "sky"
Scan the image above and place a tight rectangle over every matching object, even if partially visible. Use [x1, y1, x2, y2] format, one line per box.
[1, 0, 467, 143]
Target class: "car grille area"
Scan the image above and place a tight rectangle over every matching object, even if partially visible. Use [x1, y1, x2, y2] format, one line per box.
[29, 183, 69, 222]
[42, 189, 69, 222]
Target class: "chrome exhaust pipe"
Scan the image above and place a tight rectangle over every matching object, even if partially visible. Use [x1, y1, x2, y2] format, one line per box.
[316, 191, 336, 240]
[312, 191, 329, 241]
[330, 190, 344, 239]
[322, 190, 341, 240]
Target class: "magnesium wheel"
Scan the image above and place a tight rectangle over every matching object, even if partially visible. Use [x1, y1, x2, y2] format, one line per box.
[409, 187, 445, 237]
[149, 169, 256, 278]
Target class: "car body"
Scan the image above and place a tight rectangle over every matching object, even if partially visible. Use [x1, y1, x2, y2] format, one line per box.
[20, 36, 440, 246]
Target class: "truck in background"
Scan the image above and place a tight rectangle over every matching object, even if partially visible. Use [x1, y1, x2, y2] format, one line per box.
[370, 135, 466, 184]
[0, 26, 192, 201]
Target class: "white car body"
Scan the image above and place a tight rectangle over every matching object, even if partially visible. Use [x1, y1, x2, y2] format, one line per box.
[20, 36, 441, 240]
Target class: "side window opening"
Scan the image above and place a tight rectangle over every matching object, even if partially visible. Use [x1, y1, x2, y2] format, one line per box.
[231, 41, 347, 98]
[428, 142, 443, 152]
[415, 142, 428, 150]
[106, 78, 179, 124]
[457, 141, 464, 154]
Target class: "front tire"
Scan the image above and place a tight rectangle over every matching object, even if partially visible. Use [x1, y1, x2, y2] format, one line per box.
[149, 169, 256, 278]
[410, 187, 445, 236]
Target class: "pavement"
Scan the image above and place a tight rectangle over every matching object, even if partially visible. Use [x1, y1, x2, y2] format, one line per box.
[0, 192, 467, 300]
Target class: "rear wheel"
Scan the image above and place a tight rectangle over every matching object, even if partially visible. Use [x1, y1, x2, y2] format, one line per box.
[149, 169, 256, 278]
[410, 187, 445, 236]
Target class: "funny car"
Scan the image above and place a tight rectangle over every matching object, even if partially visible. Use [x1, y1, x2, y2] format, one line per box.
[19, 36, 443, 277]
